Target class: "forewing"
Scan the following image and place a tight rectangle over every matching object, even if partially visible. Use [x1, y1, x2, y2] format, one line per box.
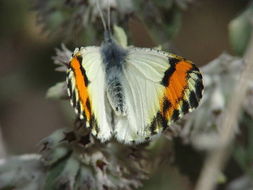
[115, 47, 203, 143]
[66, 47, 112, 142]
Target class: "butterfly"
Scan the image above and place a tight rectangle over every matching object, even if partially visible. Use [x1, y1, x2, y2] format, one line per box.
[66, 7, 203, 144]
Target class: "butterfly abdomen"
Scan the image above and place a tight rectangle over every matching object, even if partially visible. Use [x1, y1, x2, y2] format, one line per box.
[101, 39, 128, 116]
[106, 77, 126, 116]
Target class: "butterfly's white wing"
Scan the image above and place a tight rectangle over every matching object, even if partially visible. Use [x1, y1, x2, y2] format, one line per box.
[66, 47, 112, 142]
[115, 47, 203, 143]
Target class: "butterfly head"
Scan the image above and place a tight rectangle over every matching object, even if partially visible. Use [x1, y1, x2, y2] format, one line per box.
[103, 30, 112, 43]
[102, 30, 123, 50]
[101, 30, 125, 55]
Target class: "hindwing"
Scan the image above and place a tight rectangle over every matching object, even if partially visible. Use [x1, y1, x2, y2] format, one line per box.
[66, 47, 112, 142]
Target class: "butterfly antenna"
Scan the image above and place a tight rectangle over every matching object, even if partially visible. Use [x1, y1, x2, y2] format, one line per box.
[107, 0, 112, 36]
[96, 0, 107, 32]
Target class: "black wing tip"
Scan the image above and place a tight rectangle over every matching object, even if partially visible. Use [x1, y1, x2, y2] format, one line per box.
[189, 91, 199, 108]
[171, 109, 180, 121]
[182, 100, 190, 114]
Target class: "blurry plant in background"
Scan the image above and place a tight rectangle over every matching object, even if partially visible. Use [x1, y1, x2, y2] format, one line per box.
[34, 0, 187, 46]
[0, 0, 253, 190]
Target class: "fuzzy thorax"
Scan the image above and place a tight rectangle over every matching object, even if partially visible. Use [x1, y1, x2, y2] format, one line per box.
[101, 36, 128, 116]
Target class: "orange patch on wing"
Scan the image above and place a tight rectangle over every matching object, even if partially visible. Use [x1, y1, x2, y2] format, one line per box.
[164, 60, 192, 119]
[70, 56, 91, 120]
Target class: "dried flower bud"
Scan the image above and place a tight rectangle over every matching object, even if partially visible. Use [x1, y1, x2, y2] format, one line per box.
[40, 128, 151, 190]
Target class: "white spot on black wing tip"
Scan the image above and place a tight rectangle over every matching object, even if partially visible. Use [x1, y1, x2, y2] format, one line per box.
[195, 72, 203, 80]
[92, 129, 97, 135]
[66, 78, 73, 98]
[86, 121, 90, 128]
[67, 88, 70, 95]
[72, 90, 77, 107]
[195, 81, 204, 100]
[70, 100, 73, 106]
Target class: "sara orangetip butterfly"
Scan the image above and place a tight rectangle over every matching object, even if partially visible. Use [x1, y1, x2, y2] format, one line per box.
[66, 6, 203, 144]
